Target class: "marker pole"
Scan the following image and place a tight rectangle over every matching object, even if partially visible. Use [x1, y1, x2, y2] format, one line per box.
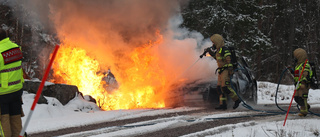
[19, 45, 60, 137]
[283, 59, 308, 126]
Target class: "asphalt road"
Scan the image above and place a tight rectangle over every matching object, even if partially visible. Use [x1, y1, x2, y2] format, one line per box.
[28, 103, 320, 137]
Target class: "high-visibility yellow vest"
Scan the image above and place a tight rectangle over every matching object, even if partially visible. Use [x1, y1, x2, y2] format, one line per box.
[0, 38, 24, 95]
[294, 61, 312, 83]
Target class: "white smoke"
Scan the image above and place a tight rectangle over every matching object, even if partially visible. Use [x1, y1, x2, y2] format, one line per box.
[159, 14, 217, 84]
[3, 0, 217, 86]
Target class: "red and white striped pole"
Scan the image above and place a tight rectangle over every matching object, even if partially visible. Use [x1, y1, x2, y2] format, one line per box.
[19, 45, 60, 137]
[283, 59, 308, 126]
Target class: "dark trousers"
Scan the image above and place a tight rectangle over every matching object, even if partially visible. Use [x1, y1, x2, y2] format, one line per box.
[0, 89, 23, 115]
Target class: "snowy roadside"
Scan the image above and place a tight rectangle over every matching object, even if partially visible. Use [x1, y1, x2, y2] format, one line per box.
[185, 82, 320, 137]
[258, 81, 320, 107]
[22, 81, 320, 136]
[183, 118, 320, 137]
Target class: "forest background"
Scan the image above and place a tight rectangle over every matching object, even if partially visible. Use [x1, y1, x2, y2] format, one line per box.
[0, 0, 319, 84]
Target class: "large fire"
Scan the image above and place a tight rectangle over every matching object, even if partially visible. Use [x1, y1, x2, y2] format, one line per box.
[51, 31, 174, 110]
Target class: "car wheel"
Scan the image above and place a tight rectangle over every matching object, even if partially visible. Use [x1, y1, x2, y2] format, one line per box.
[246, 80, 258, 105]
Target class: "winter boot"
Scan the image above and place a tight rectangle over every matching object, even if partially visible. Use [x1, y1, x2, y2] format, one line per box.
[215, 104, 227, 110]
[233, 99, 241, 109]
[215, 100, 227, 110]
[10, 115, 22, 137]
[298, 113, 307, 117]
[1, 114, 12, 137]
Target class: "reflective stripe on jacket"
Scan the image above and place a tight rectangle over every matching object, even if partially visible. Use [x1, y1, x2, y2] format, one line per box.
[215, 47, 233, 68]
[0, 38, 24, 95]
[294, 61, 312, 83]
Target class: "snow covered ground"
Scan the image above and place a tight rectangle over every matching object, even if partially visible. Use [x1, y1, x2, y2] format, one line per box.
[21, 81, 320, 137]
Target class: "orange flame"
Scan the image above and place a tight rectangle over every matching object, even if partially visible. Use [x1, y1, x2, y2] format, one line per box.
[52, 31, 174, 110]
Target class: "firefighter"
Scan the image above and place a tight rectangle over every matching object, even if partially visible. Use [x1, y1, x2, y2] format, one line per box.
[0, 28, 24, 137]
[293, 48, 311, 117]
[200, 34, 241, 110]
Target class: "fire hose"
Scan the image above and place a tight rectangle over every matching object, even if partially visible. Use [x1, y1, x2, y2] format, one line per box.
[176, 56, 286, 115]
[231, 61, 320, 125]
[275, 66, 320, 117]
[231, 64, 287, 115]
[169, 54, 320, 126]
[114, 57, 320, 128]
[166, 55, 320, 124]
[283, 59, 307, 126]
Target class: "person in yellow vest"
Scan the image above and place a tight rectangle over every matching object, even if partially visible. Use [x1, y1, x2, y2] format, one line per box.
[200, 34, 241, 110]
[293, 48, 311, 117]
[0, 28, 24, 137]
[0, 105, 26, 137]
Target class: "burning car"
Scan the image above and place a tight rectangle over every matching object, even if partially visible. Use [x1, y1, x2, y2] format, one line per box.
[169, 56, 257, 107]
[231, 57, 258, 105]
[203, 56, 257, 106]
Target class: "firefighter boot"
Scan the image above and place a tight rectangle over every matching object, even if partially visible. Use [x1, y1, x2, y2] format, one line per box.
[1, 114, 12, 137]
[10, 115, 22, 137]
[233, 99, 241, 109]
[298, 101, 309, 117]
[298, 113, 307, 117]
[215, 100, 227, 110]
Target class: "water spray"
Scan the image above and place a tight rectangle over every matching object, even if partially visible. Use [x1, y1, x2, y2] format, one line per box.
[177, 58, 201, 79]
[164, 56, 203, 100]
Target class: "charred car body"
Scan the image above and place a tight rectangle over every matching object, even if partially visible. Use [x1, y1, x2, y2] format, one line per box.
[170, 56, 257, 108]
[203, 56, 258, 106]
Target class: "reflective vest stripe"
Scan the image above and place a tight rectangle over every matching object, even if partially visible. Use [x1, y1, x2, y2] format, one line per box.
[0, 38, 23, 95]
[220, 97, 227, 101]
[223, 64, 233, 68]
[224, 52, 231, 57]
[217, 47, 231, 59]
[0, 66, 22, 73]
[0, 79, 21, 87]
[294, 61, 312, 82]
[216, 57, 223, 60]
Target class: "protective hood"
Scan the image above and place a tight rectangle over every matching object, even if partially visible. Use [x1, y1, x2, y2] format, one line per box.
[210, 34, 224, 49]
[293, 48, 308, 64]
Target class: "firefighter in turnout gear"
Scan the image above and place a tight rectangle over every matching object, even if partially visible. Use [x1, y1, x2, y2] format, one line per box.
[200, 34, 241, 110]
[293, 48, 311, 117]
[0, 28, 24, 137]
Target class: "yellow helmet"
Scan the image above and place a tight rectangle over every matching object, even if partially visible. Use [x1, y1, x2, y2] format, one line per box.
[210, 34, 224, 49]
[293, 48, 308, 64]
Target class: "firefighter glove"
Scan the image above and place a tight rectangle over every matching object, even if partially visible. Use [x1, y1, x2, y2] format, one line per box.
[286, 66, 294, 74]
[200, 48, 210, 58]
[205, 47, 210, 52]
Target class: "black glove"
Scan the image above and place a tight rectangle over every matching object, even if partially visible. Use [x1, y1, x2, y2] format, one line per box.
[207, 48, 216, 57]
[287, 66, 294, 74]
[200, 48, 210, 58]
[205, 47, 211, 52]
